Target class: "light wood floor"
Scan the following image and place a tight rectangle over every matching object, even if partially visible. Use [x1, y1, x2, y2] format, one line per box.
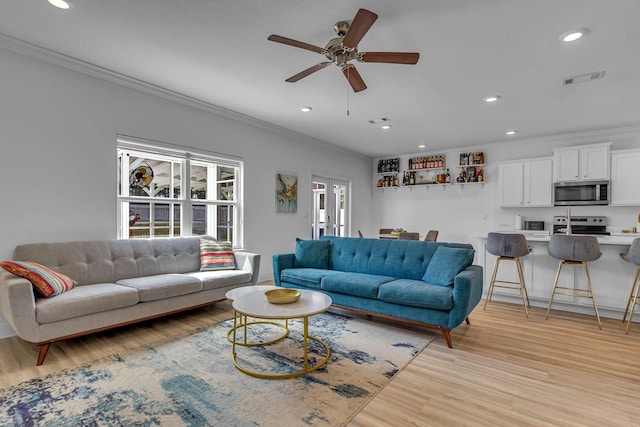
[1, 299, 639, 426]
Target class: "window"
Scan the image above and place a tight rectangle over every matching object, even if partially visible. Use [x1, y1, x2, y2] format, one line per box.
[117, 136, 243, 247]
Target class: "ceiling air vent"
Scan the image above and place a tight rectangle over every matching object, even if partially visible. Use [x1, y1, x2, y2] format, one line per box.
[563, 70, 606, 85]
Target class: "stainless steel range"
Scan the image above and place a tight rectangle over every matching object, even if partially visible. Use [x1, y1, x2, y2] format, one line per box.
[553, 215, 609, 235]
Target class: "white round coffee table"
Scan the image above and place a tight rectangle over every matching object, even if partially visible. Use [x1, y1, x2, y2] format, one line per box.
[226, 286, 332, 379]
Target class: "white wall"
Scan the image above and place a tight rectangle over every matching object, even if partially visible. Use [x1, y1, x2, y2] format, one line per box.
[372, 127, 640, 248]
[0, 44, 374, 336]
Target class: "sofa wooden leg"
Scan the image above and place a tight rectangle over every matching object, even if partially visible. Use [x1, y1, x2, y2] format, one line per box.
[366, 314, 372, 321]
[37, 343, 51, 366]
[442, 329, 453, 348]
[465, 317, 471, 325]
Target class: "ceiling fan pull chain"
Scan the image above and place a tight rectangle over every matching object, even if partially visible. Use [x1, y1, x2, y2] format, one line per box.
[346, 66, 350, 116]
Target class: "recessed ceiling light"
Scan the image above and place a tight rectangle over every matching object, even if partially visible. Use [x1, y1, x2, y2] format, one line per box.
[506, 130, 518, 135]
[381, 125, 392, 130]
[483, 95, 501, 103]
[48, 0, 70, 9]
[561, 28, 587, 42]
[300, 106, 312, 112]
[418, 144, 426, 149]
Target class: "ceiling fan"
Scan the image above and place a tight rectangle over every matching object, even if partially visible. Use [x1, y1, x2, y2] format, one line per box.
[268, 8, 420, 93]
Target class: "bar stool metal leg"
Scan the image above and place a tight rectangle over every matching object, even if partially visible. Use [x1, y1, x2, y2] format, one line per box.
[515, 257, 531, 316]
[483, 257, 501, 311]
[546, 260, 564, 320]
[546, 260, 602, 329]
[484, 255, 529, 317]
[625, 267, 640, 334]
[623, 267, 640, 323]
[583, 261, 602, 330]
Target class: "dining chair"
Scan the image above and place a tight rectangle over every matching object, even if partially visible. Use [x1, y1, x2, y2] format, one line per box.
[358, 230, 364, 238]
[398, 232, 419, 240]
[379, 228, 393, 234]
[424, 230, 439, 242]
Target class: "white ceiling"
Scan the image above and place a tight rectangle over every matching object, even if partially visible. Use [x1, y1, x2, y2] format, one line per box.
[2, 0, 640, 157]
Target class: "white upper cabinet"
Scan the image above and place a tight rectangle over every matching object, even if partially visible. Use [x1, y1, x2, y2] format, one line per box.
[499, 161, 524, 207]
[611, 149, 640, 206]
[523, 158, 553, 207]
[553, 142, 611, 182]
[499, 158, 553, 207]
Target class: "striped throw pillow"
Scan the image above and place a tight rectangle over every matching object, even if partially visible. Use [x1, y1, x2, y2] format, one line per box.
[0, 260, 76, 297]
[199, 239, 236, 271]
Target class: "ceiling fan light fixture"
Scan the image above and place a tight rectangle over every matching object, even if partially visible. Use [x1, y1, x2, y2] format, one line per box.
[483, 95, 501, 103]
[48, 0, 70, 9]
[300, 106, 312, 112]
[561, 28, 587, 42]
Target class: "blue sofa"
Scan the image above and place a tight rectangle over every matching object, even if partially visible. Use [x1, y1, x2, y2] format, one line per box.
[272, 236, 483, 347]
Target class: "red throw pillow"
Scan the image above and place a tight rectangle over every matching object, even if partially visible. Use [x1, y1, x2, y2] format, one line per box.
[0, 260, 76, 297]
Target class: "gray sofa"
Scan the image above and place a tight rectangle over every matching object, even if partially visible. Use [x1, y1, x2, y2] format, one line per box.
[0, 236, 260, 365]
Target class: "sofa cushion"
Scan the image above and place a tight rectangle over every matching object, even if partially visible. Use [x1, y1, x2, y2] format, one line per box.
[422, 246, 475, 287]
[378, 279, 454, 310]
[294, 238, 330, 269]
[35, 283, 139, 324]
[186, 270, 252, 291]
[320, 272, 395, 299]
[199, 239, 236, 271]
[116, 274, 202, 302]
[0, 260, 76, 298]
[280, 268, 340, 289]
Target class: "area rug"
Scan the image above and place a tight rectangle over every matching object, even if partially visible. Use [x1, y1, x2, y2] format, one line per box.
[0, 311, 434, 426]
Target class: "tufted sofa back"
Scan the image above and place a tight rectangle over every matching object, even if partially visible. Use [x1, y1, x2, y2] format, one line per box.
[321, 236, 474, 280]
[13, 236, 212, 286]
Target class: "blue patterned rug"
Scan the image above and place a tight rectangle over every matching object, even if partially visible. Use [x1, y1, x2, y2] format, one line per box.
[0, 311, 433, 426]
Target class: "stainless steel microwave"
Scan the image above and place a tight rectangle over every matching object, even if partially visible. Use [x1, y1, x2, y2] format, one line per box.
[553, 180, 609, 206]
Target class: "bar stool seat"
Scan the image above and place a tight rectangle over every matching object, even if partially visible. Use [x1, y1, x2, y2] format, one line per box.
[546, 234, 602, 329]
[484, 232, 532, 316]
[620, 238, 640, 334]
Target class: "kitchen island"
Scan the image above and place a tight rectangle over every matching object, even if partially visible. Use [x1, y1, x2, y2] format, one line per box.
[474, 231, 640, 321]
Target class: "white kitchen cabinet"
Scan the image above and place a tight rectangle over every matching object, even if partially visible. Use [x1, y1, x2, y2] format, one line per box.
[523, 158, 553, 206]
[498, 161, 524, 206]
[553, 142, 611, 182]
[611, 149, 640, 206]
[499, 157, 553, 207]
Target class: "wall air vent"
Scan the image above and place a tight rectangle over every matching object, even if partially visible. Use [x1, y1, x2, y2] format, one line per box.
[368, 117, 391, 124]
[563, 70, 606, 85]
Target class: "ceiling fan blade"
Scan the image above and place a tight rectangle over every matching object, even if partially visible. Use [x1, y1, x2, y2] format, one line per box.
[285, 62, 332, 83]
[360, 52, 420, 64]
[342, 65, 367, 92]
[267, 34, 325, 54]
[342, 9, 378, 49]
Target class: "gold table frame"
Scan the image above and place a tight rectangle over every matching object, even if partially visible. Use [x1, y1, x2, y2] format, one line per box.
[230, 310, 331, 379]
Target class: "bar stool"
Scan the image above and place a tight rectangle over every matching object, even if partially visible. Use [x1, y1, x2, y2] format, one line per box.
[546, 234, 602, 329]
[620, 238, 640, 334]
[484, 232, 532, 316]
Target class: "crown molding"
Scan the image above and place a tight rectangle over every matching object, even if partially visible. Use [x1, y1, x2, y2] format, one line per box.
[0, 32, 371, 161]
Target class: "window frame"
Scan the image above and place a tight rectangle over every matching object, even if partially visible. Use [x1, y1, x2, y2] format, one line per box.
[117, 135, 243, 248]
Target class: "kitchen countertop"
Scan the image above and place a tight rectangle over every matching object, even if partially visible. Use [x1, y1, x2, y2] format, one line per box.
[473, 231, 640, 246]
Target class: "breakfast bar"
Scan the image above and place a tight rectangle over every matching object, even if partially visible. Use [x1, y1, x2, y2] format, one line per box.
[474, 231, 640, 320]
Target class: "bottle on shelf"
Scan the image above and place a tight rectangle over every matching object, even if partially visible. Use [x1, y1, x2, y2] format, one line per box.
[445, 168, 451, 183]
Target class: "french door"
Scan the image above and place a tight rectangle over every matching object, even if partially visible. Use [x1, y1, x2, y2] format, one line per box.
[311, 176, 350, 239]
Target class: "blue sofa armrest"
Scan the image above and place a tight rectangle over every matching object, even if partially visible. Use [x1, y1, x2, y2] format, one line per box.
[272, 253, 295, 287]
[448, 265, 483, 329]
